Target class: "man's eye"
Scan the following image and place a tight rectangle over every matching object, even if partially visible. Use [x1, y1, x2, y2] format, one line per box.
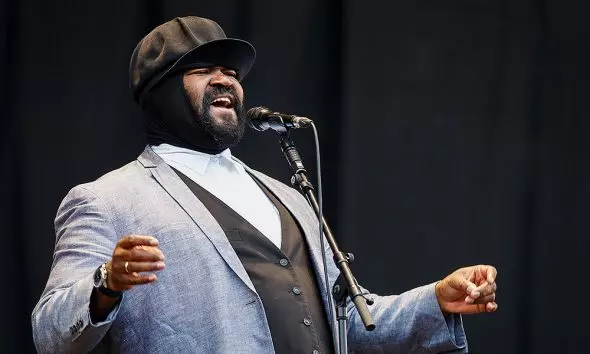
[224, 71, 238, 78]
[187, 68, 209, 75]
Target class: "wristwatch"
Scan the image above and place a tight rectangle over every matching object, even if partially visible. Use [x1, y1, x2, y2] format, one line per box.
[93, 263, 123, 298]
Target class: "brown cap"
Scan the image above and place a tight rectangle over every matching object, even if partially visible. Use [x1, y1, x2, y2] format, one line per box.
[129, 16, 256, 103]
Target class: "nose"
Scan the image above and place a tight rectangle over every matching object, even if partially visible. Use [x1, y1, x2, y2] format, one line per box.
[209, 69, 233, 87]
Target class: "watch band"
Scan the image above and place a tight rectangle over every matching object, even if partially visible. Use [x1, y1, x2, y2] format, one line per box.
[94, 263, 123, 298]
[97, 285, 123, 298]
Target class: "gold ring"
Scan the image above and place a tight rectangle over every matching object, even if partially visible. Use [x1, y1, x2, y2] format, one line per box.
[125, 261, 130, 273]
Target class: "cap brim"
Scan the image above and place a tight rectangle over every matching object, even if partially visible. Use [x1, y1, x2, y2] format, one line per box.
[174, 38, 256, 81]
[139, 38, 255, 103]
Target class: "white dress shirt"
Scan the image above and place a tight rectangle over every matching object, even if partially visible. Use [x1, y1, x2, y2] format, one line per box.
[151, 143, 282, 248]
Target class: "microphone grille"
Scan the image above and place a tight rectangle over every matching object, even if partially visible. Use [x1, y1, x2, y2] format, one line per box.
[246, 106, 272, 121]
[247, 106, 273, 131]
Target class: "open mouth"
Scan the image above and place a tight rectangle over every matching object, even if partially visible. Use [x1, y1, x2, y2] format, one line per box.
[210, 95, 235, 110]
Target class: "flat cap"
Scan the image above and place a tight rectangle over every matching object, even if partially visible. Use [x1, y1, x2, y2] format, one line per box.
[129, 16, 256, 102]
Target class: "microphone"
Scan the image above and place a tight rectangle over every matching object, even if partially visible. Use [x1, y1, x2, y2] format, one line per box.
[247, 106, 313, 132]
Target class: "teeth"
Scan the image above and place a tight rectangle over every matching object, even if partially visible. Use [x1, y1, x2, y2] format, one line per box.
[212, 97, 231, 104]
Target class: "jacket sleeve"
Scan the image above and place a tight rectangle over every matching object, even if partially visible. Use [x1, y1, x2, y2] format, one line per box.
[321, 230, 467, 353]
[346, 282, 467, 353]
[276, 179, 468, 353]
[31, 185, 123, 353]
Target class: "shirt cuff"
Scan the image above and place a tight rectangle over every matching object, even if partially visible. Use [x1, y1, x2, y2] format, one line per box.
[87, 292, 123, 327]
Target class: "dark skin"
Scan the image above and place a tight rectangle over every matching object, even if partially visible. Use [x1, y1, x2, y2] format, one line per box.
[90, 66, 498, 321]
[436, 265, 498, 314]
[182, 66, 243, 124]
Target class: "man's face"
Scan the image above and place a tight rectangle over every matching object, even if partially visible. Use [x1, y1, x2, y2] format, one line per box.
[183, 66, 246, 147]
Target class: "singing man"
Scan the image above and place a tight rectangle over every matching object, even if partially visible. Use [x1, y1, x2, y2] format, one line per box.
[32, 16, 498, 353]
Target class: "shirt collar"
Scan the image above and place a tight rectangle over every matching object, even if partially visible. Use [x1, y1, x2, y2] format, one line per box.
[150, 143, 236, 175]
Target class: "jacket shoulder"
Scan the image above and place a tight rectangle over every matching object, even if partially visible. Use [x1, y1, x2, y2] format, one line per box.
[72, 160, 149, 197]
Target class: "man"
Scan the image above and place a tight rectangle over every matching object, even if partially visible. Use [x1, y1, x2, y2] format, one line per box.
[32, 16, 498, 353]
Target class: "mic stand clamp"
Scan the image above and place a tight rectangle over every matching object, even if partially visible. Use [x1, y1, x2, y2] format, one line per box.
[332, 253, 375, 354]
[275, 129, 376, 354]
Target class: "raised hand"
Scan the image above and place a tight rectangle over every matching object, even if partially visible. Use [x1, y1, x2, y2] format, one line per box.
[435, 265, 498, 315]
[106, 235, 166, 292]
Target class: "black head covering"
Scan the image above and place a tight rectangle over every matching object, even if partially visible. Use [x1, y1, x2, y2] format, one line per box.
[141, 71, 246, 154]
[129, 16, 254, 153]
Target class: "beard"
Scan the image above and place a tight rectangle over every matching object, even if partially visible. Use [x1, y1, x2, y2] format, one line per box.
[190, 86, 246, 150]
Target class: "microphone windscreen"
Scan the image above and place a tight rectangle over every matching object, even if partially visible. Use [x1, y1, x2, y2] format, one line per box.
[246, 106, 272, 131]
[246, 106, 271, 120]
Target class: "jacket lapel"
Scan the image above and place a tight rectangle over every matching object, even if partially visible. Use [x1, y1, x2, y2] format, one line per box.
[137, 147, 256, 293]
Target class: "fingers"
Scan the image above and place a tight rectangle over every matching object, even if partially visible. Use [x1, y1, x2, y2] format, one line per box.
[448, 275, 480, 298]
[438, 264, 499, 315]
[117, 235, 159, 249]
[107, 234, 165, 292]
[466, 279, 497, 302]
[466, 302, 498, 313]
[115, 261, 166, 274]
[466, 292, 495, 304]
[480, 265, 497, 284]
[116, 245, 165, 262]
[113, 241, 165, 263]
[464, 267, 497, 311]
[475, 280, 497, 296]
[109, 271, 158, 291]
[122, 272, 158, 285]
[464, 301, 498, 314]
[107, 260, 164, 291]
[486, 302, 498, 312]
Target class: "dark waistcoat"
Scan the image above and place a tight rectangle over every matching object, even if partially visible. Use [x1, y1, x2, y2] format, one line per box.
[174, 169, 334, 354]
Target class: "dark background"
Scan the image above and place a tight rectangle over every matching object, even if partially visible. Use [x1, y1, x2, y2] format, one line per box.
[2, 0, 588, 353]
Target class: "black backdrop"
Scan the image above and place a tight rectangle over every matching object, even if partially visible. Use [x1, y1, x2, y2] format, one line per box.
[2, 1, 589, 353]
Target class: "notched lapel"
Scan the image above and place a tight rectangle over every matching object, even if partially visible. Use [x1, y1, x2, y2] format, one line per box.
[137, 147, 256, 292]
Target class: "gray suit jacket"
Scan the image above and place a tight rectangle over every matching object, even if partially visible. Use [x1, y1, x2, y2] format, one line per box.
[32, 146, 467, 353]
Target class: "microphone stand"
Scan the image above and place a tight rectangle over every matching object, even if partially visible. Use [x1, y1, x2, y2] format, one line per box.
[274, 127, 375, 354]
